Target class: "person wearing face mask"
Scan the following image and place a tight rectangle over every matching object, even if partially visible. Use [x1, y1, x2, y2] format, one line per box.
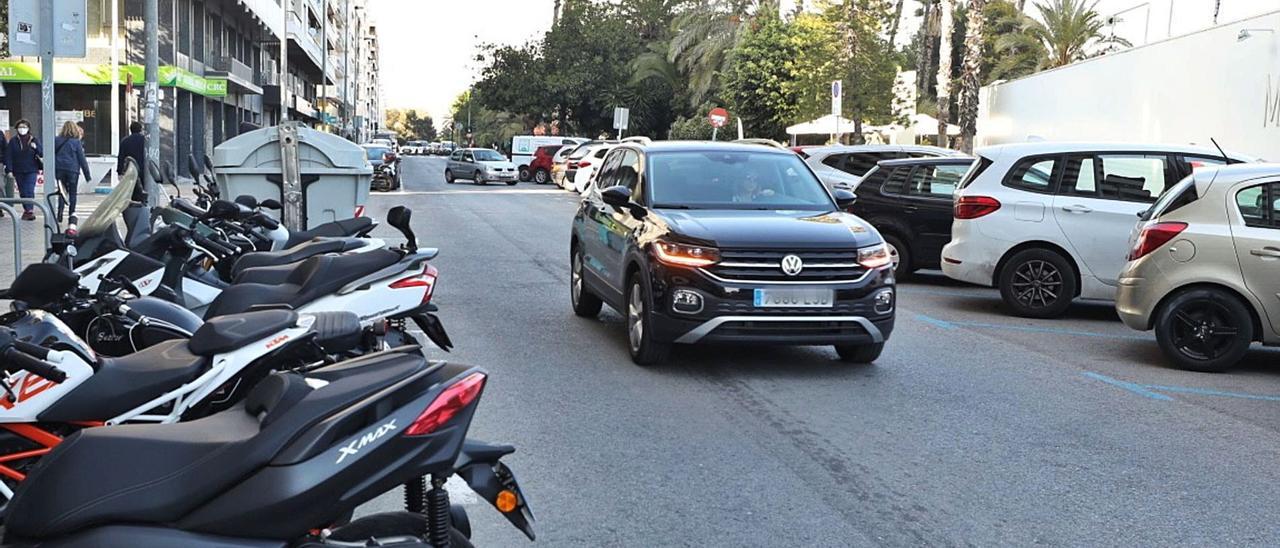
[5, 120, 42, 221]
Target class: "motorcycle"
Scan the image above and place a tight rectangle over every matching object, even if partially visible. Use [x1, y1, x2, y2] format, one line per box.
[0, 344, 534, 547]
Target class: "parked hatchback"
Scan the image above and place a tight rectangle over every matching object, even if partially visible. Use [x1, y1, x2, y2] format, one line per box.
[444, 148, 519, 185]
[804, 144, 962, 192]
[529, 144, 564, 184]
[1116, 164, 1280, 372]
[943, 142, 1253, 318]
[850, 157, 975, 277]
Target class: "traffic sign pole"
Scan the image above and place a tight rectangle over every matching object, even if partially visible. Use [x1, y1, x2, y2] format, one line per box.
[40, 1, 56, 211]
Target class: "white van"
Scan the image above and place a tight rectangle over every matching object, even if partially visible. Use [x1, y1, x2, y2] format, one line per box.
[511, 135, 587, 181]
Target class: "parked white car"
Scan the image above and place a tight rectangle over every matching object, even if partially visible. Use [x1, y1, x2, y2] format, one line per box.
[570, 144, 618, 194]
[942, 141, 1255, 318]
[803, 144, 961, 192]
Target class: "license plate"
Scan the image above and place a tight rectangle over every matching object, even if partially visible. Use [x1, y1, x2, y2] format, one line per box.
[753, 288, 834, 308]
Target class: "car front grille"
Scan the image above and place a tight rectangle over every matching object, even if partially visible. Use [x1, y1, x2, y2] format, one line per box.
[714, 319, 870, 338]
[713, 301, 871, 315]
[705, 249, 866, 282]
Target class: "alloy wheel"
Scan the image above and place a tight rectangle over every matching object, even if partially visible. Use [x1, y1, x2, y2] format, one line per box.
[571, 252, 583, 305]
[1010, 259, 1063, 309]
[628, 283, 644, 353]
[885, 242, 900, 271]
[1170, 300, 1240, 361]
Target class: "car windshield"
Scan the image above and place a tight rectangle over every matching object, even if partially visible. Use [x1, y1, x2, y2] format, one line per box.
[365, 147, 388, 160]
[472, 149, 505, 161]
[568, 145, 594, 160]
[649, 151, 835, 211]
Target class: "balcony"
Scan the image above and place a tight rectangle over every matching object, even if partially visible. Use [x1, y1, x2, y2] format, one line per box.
[207, 55, 264, 95]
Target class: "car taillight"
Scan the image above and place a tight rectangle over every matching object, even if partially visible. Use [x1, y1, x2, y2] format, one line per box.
[389, 263, 439, 305]
[954, 196, 1001, 220]
[577, 161, 592, 168]
[404, 372, 487, 436]
[1129, 222, 1187, 260]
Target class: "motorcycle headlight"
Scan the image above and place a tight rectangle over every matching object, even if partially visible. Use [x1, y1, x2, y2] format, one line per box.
[654, 241, 720, 268]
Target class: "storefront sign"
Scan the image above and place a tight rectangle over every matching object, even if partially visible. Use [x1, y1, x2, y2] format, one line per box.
[0, 60, 228, 98]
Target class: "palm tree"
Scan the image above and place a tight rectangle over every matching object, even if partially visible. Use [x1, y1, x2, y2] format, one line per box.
[888, 0, 906, 48]
[667, 0, 764, 106]
[1024, 0, 1119, 68]
[935, 0, 953, 145]
[914, 0, 938, 100]
[989, 1, 1047, 81]
[956, 0, 986, 152]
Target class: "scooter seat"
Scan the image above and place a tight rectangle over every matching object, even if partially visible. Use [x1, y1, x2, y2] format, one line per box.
[204, 249, 402, 319]
[284, 217, 375, 248]
[187, 310, 299, 356]
[37, 339, 208, 423]
[230, 237, 368, 280]
[5, 351, 427, 540]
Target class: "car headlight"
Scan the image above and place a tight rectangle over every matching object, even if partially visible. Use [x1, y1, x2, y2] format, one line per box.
[858, 243, 892, 269]
[654, 241, 721, 267]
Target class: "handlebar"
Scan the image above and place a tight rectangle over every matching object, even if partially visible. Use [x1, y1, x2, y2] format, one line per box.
[118, 303, 148, 324]
[252, 213, 280, 231]
[2, 347, 67, 383]
[189, 231, 240, 257]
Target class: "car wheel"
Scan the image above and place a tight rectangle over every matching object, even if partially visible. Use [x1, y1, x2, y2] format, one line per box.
[570, 246, 604, 318]
[998, 248, 1077, 318]
[506, 179, 519, 186]
[627, 275, 670, 366]
[834, 343, 884, 363]
[1154, 288, 1254, 372]
[534, 169, 550, 184]
[882, 233, 911, 279]
[475, 171, 486, 185]
[518, 167, 531, 182]
[445, 169, 455, 184]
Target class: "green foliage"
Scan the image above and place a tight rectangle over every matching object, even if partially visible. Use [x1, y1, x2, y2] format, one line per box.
[721, 12, 803, 140]
[1024, 0, 1125, 68]
[985, 0, 1047, 82]
[384, 109, 438, 142]
[667, 104, 739, 140]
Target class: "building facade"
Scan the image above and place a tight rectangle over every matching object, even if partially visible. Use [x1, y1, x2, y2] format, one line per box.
[0, 0, 382, 176]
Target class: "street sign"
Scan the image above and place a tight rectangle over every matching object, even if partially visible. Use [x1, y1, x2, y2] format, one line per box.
[708, 107, 729, 128]
[613, 107, 630, 131]
[830, 80, 842, 117]
[9, 0, 87, 58]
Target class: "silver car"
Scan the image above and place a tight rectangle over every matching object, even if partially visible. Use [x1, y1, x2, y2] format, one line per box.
[444, 148, 520, 186]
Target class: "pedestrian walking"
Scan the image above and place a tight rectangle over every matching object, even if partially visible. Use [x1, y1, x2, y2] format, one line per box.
[5, 119, 43, 221]
[117, 121, 148, 202]
[54, 121, 93, 224]
[0, 126, 10, 217]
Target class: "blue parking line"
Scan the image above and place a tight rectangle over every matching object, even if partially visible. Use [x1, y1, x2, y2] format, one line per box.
[1141, 384, 1280, 402]
[1082, 372, 1174, 401]
[913, 314, 1147, 340]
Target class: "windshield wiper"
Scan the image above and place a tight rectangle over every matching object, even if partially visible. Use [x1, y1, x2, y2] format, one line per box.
[653, 204, 698, 210]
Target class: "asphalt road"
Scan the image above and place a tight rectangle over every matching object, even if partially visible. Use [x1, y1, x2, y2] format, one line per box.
[358, 156, 1280, 547]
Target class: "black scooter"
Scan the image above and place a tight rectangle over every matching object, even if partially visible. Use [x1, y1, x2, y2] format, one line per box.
[0, 344, 534, 547]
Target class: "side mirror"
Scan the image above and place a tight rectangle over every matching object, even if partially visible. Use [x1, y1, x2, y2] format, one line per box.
[146, 161, 163, 184]
[205, 199, 245, 220]
[260, 198, 282, 210]
[833, 189, 857, 208]
[203, 155, 215, 175]
[1137, 208, 1151, 220]
[387, 205, 418, 253]
[601, 185, 632, 208]
[234, 195, 259, 208]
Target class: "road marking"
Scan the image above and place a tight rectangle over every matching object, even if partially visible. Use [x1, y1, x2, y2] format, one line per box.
[1141, 384, 1280, 402]
[913, 313, 1147, 340]
[1082, 372, 1174, 401]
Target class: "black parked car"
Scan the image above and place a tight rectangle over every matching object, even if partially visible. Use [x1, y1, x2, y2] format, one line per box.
[569, 141, 896, 365]
[850, 157, 974, 277]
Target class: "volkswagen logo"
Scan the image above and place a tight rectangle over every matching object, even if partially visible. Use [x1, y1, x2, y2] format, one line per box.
[780, 254, 804, 276]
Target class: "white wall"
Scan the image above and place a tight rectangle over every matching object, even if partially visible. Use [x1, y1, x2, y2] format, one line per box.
[977, 10, 1280, 161]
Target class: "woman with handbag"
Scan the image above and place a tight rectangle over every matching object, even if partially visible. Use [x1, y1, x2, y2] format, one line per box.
[54, 121, 93, 223]
[5, 119, 42, 221]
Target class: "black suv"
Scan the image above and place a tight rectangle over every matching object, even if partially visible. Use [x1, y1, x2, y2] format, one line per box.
[569, 141, 896, 365]
[850, 157, 975, 277]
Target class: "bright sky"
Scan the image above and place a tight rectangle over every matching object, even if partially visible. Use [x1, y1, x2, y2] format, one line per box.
[368, 0, 556, 123]
[372, 0, 1273, 122]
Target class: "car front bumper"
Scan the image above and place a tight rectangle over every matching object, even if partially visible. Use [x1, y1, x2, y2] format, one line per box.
[647, 263, 896, 346]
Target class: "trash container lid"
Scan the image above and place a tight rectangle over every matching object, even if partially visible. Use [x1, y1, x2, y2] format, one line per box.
[213, 124, 370, 171]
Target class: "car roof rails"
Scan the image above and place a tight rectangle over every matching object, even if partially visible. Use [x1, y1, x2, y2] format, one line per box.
[620, 136, 652, 145]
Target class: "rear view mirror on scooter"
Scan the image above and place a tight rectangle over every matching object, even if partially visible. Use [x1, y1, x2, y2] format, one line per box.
[234, 195, 259, 209]
[259, 198, 282, 210]
[188, 154, 204, 180]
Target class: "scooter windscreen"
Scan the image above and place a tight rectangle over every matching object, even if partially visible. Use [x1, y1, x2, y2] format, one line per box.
[79, 164, 140, 239]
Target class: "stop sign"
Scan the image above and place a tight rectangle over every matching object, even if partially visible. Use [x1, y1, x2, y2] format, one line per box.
[707, 107, 729, 128]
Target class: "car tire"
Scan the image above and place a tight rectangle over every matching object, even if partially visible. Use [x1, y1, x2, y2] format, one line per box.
[882, 233, 912, 279]
[570, 246, 604, 318]
[834, 343, 884, 364]
[475, 171, 486, 185]
[506, 179, 519, 186]
[445, 169, 455, 184]
[998, 248, 1077, 318]
[626, 274, 670, 366]
[534, 168, 550, 184]
[518, 167, 532, 182]
[1154, 287, 1254, 372]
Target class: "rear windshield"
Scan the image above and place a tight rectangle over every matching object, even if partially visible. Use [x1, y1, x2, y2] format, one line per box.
[1149, 174, 1199, 218]
[568, 146, 594, 160]
[365, 147, 388, 160]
